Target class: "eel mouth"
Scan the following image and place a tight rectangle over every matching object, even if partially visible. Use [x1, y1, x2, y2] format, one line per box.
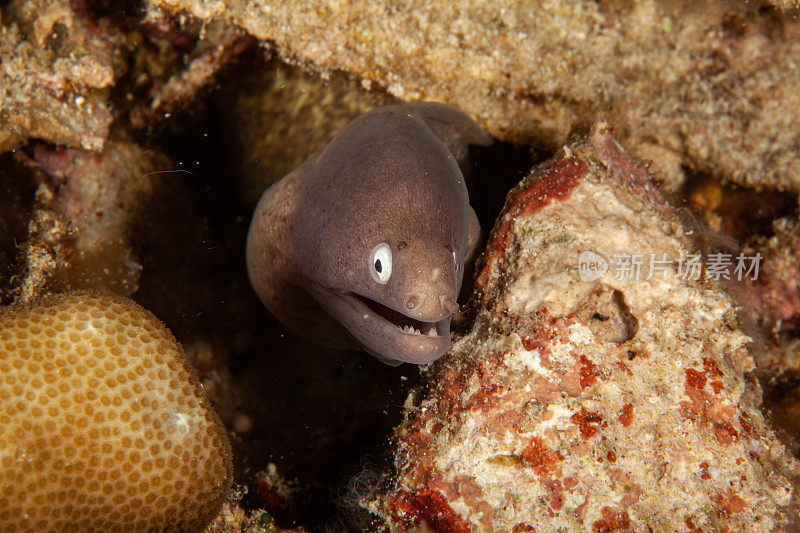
[350, 293, 445, 337]
[315, 285, 453, 364]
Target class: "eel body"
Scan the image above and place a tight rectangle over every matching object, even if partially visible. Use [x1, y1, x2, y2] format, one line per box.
[246, 102, 491, 365]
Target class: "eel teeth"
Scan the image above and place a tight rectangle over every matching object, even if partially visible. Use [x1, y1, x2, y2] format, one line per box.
[401, 324, 437, 336]
[402, 325, 424, 335]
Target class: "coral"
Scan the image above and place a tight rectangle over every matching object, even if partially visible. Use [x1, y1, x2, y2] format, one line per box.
[30, 141, 172, 297]
[0, 0, 114, 151]
[0, 291, 233, 531]
[216, 61, 395, 204]
[147, 0, 800, 193]
[2, 2, 800, 529]
[207, 502, 306, 533]
[368, 125, 799, 531]
[6, 181, 72, 304]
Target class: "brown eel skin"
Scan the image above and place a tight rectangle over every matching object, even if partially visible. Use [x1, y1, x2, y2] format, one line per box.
[246, 102, 491, 365]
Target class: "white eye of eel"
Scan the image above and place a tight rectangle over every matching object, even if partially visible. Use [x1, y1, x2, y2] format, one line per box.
[369, 242, 392, 284]
[453, 249, 461, 273]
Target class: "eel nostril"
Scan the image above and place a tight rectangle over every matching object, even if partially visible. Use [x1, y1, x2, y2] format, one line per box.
[440, 295, 458, 314]
[406, 294, 421, 309]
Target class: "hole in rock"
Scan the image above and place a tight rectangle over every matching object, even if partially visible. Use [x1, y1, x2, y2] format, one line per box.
[577, 285, 639, 344]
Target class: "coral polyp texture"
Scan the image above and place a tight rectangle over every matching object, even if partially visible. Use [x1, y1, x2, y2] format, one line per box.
[0, 291, 233, 532]
[370, 126, 800, 531]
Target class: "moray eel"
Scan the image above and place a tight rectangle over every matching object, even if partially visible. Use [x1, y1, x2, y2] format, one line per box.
[246, 102, 492, 365]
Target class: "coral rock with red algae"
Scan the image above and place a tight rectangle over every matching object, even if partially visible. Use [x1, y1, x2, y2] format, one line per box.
[370, 125, 799, 532]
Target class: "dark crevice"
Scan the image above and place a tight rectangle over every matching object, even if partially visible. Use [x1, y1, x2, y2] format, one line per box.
[676, 168, 798, 243]
[127, 54, 423, 532]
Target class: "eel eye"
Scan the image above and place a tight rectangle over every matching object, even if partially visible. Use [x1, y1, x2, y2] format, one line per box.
[369, 243, 392, 284]
[453, 249, 461, 273]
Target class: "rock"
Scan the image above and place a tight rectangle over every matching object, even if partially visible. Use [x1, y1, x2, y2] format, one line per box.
[147, 0, 800, 193]
[765, 0, 800, 10]
[368, 125, 799, 531]
[0, 159, 37, 303]
[136, 18, 254, 126]
[207, 502, 308, 533]
[0, 0, 114, 152]
[7, 199, 69, 306]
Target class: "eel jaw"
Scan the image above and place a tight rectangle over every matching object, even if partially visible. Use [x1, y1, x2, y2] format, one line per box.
[316, 288, 453, 365]
[352, 293, 447, 338]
